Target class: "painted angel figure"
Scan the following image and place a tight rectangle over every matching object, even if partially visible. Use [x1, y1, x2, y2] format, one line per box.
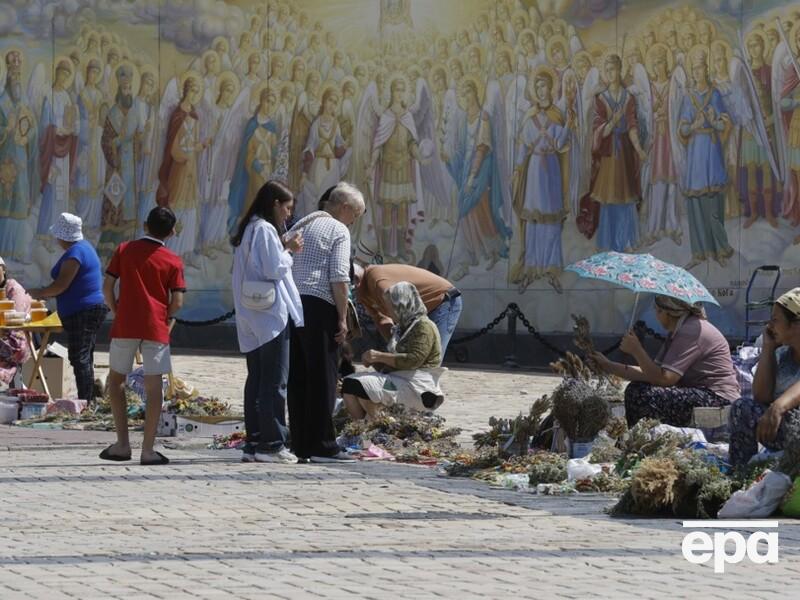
[0, 49, 42, 264]
[445, 77, 512, 282]
[430, 65, 460, 227]
[37, 58, 79, 245]
[676, 47, 734, 269]
[134, 66, 157, 238]
[288, 70, 322, 193]
[75, 58, 107, 236]
[199, 71, 239, 256]
[225, 84, 288, 234]
[510, 66, 574, 295]
[632, 43, 683, 247]
[155, 72, 210, 265]
[772, 20, 800, 236]
[296, 86, 351, 218]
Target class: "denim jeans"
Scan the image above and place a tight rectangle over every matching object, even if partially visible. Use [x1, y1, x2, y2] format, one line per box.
[243, 325, 290, 453]
[427, 295, 463, 361]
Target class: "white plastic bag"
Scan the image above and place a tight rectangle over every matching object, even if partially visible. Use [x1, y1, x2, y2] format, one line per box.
[566, 458, 603, 481]
[717, 470, 792, 519]
[651, 424, 707, 444]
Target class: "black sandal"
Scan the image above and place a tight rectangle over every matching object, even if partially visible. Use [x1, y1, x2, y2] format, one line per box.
[140, 451, 170, 466]
[99, 446, 132, 462]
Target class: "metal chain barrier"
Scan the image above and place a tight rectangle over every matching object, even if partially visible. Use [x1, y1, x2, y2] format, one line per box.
[175, 310, 235, 327]
[448, 305, 512, 345]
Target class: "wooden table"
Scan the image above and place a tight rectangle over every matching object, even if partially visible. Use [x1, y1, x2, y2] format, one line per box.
[0, 312, 63, 398]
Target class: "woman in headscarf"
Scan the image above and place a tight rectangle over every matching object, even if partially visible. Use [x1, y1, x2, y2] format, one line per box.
[729, 288, 800, 466]
[342, 281, 445, 420]
[0, 257, 32, 386]
[592, 294, 739, 427]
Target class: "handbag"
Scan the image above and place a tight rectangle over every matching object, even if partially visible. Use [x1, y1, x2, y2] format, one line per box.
[239, 222, 276, 311]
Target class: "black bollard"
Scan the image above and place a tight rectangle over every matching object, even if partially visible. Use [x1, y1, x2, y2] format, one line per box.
[504, 309, 519, 369]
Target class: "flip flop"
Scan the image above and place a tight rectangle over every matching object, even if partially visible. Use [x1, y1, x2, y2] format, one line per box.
[99, 446, 131, 462]
[140, 451, 170, 466]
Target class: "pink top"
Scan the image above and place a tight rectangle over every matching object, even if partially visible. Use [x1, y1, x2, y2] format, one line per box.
[655, 316, 740, 402]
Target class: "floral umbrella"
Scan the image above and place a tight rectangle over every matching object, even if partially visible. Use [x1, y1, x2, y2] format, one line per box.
[566, 252, 718, 327]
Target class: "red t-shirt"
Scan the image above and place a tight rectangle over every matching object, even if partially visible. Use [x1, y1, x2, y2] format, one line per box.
[106, 238, 186, 344]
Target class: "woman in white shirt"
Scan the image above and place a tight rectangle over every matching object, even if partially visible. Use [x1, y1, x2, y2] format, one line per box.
[231, 181, 304, 464]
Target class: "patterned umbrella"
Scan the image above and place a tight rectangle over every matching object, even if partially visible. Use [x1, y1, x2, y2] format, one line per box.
[566, 252, 718, 327]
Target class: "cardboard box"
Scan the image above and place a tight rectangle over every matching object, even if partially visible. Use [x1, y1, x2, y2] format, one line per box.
[21, 356, 77, 399]
[175, 415, 245, 437]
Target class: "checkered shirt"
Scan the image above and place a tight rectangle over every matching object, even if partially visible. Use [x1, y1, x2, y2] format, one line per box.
[289, 211, 351, 305]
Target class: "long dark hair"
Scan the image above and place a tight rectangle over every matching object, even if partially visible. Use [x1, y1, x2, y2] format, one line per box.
[230, 180, 293, 247]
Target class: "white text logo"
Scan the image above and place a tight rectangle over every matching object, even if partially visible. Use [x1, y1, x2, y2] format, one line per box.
[681, 521, 779, 573]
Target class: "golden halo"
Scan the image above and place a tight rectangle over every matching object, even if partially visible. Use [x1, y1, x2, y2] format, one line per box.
[531, 64, 558, 92]
[791, 21, 800, 55]
[545, 34, 569, 66]
[249, 80, 274, 112]
[518, 28, 538, 50]
[319, 83, 340, 108]
[697, 19, 717, 42]
[571, 49, 593, 71]
[459, 74, 484, 105]
[201, 49, 220, 72]
[465, 43, 484, 69]
[109, 61, 140, 102]
[495, 43, 515, 66]
[211, 35, 231, 54]
[179, 69, 204, 99]
[104, 43, 121, 65]
[709, 39, 731, 62]
[512, 10, 529, 28]
[53, 55, 75, 88]
[645, 43, 673, 78]
[244, 49, 261, 72]
[216, 70, 240, 101]
[745, 29, 767, 51]
[340, 75, 357, 94]
[100, 32, 112, 47]
[657, 20, 678, 44]
[688, 44, 711, 72]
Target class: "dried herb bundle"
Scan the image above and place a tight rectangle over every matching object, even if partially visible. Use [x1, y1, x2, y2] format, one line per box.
[551, 378, 611, 442]
[473, 394, 551, 456]
[527, 452, 568, 485]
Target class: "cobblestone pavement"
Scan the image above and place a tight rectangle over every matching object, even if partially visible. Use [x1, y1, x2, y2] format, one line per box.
[2, 358, 800, 598]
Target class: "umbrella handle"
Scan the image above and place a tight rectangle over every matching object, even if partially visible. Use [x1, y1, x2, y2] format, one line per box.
[628, 293, 640, 331]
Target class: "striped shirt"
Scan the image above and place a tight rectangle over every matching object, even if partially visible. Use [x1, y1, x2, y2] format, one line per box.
[289, 211, 351, 305]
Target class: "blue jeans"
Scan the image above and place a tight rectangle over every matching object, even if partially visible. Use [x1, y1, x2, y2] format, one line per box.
[428, 295, 463, 362]
[243, 325, 290, 453]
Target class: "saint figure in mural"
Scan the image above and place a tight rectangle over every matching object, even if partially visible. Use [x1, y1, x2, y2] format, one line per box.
[0, 49, 38, 263]
[37, 58, 78, 245]
[298, 86, 350, 218]
[446, 77, 511, 282]
[510, 67, 573, 294]
[589, 54, 645, 253]
[678, 47, 733, 269]
[75, 58, 107, 236]
[227, 84, 283, 233]
[774, 21, 800, 233]
[97, 63, 143, 259]
[156, 72, 209, 264]
[134, 66, 157, 238]
[288, 70, 321, 196]
[200, 71, 239, 256]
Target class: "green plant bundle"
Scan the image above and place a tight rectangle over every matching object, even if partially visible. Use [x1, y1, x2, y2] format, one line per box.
[551, 378, 611, 442]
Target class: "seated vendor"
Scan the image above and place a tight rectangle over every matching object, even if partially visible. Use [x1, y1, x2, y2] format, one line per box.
[730, 288, 800, 467]
[342, 281, 445, 421]
[592, 295, 739, 427]
[0, 256, 32, 387]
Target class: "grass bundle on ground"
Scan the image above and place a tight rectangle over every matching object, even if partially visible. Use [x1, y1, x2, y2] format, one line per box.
[551, 378, 611, 442]
[472, 394, 551, 455]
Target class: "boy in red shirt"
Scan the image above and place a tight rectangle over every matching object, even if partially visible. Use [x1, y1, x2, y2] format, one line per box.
[100, 208, 185, 465]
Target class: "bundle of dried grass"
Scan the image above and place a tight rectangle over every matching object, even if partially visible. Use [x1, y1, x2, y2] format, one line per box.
[551, 378, 611, 442]
[472, 394, 551, 456]
[629, 457, 680, 514]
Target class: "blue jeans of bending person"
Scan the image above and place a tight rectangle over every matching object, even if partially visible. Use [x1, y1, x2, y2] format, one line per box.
[243, 325, 290, 454]
[427, 294, 463, 362]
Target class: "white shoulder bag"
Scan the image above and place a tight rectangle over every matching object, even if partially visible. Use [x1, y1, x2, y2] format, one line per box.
[239, 222, 276, 311]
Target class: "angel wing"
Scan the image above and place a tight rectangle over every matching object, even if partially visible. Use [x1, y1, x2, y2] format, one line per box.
[729, 54, 779, 179]
[771, 39, 794, 184]
[668, 64, 688, 190]
[26, 62, 48, 124]
[210, 86, 255, 201]
[144, 76, 181, 194]
[441, 87, 463, 165]
[631, 62, 653, 196]
[504, 74, 530, 174]
[574, 66, 601, 213]
[483, 79, 513, 226]
[569, 26, 583, 55]
[352, 81, 382, 241]
[410, 77, 455, 220]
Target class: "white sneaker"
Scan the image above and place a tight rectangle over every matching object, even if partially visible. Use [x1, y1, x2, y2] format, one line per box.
[310, 451, 356, 463]
[255, 447, 298, 464]
[241, 452, 256, 463]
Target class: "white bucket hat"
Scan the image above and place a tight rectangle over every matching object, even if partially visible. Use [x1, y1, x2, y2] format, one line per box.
[49, 212, 83, 242]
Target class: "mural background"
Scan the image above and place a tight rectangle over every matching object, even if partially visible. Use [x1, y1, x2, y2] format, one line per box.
[2, 0, 800, 337]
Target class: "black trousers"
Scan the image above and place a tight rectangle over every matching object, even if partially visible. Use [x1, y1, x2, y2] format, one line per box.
[61, 304, 108, 402]
[287, 295, 340, 458]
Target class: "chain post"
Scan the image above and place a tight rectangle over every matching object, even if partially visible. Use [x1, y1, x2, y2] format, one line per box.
[503, 306, 519, 368]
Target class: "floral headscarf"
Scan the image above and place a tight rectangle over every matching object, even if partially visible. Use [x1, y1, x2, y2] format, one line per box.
[776, 288, 800, 319]
[654, 294, 706, 320]
[386, 281, 427, 351]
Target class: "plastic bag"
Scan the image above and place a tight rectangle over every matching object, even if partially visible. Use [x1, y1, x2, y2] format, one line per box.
[566, 458, 603, 481]
[780, 477, 800, 517]
[651, 424, 707, 444]
[718, 470, 792, 519]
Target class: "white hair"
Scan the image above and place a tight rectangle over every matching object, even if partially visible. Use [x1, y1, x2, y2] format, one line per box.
[327, 181, 366, 216]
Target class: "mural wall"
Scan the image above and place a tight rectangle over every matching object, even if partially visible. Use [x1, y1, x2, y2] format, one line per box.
[2, 0, 800, 336]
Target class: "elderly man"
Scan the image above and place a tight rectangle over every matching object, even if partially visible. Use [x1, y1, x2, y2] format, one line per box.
[353, 263, 462, 360]
[288, 182, 365, 463]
